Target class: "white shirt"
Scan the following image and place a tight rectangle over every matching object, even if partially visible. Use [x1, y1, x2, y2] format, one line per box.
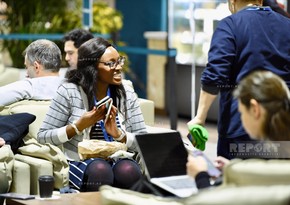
[0, 76, 64, 106]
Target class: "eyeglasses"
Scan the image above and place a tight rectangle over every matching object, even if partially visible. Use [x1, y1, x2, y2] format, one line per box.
[99, 56, 126, 69]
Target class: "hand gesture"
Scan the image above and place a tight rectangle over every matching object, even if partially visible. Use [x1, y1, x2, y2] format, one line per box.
[77, 105, 107, 131]
[104, 105, 120, 138]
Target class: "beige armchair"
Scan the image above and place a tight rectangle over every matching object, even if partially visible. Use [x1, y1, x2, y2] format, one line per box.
[0, 100, 68, 195]
[0, 82, 156, 195]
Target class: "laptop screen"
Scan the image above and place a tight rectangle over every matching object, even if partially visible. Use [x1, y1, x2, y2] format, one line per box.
[135, 132, 188, 178]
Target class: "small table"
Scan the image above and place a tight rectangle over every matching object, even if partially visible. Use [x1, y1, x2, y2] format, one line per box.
[6, 192, 102, 205]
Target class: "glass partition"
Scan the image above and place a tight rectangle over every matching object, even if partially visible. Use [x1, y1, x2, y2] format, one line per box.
[168, 0, 230, 65]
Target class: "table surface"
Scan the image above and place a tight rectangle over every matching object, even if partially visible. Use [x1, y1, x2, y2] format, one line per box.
[6, 192, 102, 205]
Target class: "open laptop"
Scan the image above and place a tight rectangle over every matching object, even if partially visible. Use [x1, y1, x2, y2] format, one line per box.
[135, 131, 198, 198]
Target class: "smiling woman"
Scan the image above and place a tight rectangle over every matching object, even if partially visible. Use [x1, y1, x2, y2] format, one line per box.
[37, 36, 147, 192]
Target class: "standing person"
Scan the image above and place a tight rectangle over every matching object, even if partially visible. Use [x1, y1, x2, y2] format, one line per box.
[187, 70, 290, 189]
[187, 0, 290, 159]
[0, 39, 63, 106]
[37, 37, 147, 192]
[63, 28, 94, 70]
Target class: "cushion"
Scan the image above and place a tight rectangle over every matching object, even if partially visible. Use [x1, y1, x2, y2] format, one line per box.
[0, 113, 36, 153]
[183, 185, 290, 205]
[0, 100, 51, 140]
[223, 158, 290, 186]
[100, 184, 290, 205]
[19, 138, 69, 189]
[100, 185, 183, 205]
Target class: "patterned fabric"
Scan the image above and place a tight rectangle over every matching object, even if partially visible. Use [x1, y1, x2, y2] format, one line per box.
[37, 81, 147, 161]
[68, 158, 96, 190]
[90, 116, 121, 141]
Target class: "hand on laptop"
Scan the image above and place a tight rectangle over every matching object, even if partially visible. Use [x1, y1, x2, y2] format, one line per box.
[186, 155, 208, 178]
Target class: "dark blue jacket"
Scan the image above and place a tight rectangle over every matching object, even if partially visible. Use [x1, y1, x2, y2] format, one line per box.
[0, 113, 36, 153]
[201, 6, 290, 138]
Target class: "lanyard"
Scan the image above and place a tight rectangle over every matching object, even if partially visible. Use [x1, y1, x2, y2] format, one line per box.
[100, 120, 113, 142]
[94, 89, 113, 142]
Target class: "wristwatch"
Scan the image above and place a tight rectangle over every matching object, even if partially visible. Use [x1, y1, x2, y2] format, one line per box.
[115, 128, 126, 141]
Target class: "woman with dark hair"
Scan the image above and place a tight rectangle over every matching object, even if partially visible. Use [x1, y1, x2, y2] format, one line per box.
[187, 70, 290, 189]
[38, 37, 147, 191]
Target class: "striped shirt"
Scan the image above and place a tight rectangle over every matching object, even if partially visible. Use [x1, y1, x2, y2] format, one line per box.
[37, 82, 147, 161]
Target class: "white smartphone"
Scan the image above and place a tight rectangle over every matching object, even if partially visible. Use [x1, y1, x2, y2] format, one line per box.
[96, 96, 110, 108]
[192, 150, 222, 178]
[104, 99, 113, 124]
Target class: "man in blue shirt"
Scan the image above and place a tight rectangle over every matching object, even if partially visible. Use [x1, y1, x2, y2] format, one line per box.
[188, 0, 290, 159]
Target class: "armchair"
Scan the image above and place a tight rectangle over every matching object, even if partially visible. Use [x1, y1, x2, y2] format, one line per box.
[0, 100, 69, 195]
[0, 80, 156, 195]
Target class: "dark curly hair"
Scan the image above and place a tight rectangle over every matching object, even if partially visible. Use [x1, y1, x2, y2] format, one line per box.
[66, 37, 127, 116]
[63, 29, 94, 48]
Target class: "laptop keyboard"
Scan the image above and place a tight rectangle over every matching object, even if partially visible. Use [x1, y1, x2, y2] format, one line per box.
[161, 178, 195, 189]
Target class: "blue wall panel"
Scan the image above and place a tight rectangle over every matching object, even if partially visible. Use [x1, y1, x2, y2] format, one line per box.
[116, 0, 166, 98]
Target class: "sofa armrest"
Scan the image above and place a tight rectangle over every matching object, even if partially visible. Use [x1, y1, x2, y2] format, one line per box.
[10, 160, 30, 194]
[15, 154, 53, 195]
[223, 158, 290, 186]
[138, 98, 155, 126]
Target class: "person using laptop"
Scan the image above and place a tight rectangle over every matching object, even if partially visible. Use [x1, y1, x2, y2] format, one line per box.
[187, 70, 290, 189]
[37, 37, 147, 192]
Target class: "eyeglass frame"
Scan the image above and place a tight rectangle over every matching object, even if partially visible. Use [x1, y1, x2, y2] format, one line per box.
[98, 56, 126, 69]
